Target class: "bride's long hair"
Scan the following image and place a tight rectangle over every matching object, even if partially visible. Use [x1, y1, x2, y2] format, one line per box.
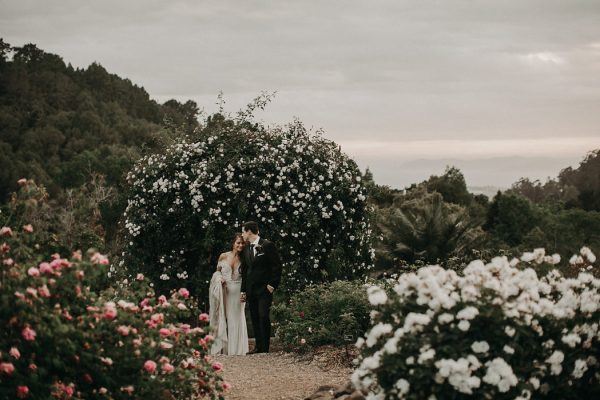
[231, 233, 244, 255]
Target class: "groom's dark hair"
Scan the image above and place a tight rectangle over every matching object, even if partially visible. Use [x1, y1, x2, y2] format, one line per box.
[243, 221, 259, 234]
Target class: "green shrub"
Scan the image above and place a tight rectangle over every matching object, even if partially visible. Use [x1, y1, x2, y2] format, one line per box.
[272, 280, 372, 351]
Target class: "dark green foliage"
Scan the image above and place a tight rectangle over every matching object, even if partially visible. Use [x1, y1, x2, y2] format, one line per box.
[367, 168, 486, 270]
[377, 190, 483, 265]
[424, 166, 472, 206]
[484, 192, 538, 247]
[271, 280, 371, 351]
[510, 150, 600, 211]
[0, 39, 198, 203]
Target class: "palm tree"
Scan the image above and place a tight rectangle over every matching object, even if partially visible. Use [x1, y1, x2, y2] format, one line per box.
[376, 191, 483, 265]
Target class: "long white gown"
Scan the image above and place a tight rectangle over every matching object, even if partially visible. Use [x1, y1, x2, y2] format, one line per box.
[209, 260, 248, 355]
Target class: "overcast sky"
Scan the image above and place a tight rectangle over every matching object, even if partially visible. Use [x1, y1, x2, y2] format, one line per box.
[2, 0, 600, 190]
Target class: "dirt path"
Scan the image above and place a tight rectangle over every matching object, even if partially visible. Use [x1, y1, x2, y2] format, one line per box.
[213, 352, 352, 400]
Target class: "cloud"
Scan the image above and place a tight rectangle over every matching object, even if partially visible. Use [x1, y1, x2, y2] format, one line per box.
[340, 137, 600, 160]
[523, 52, 566, 66]
[1, 0, 600, 188]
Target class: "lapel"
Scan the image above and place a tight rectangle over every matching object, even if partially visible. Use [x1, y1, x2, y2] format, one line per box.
[255, 238, 266, 261]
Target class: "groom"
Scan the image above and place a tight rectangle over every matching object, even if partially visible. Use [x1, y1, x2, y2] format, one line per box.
[240, 221, 282, 354]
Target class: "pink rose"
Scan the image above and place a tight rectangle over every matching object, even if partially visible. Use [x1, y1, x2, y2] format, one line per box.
[1, 242, 9, 253]
[91, 252, 109, 265]
[0, 362, 15, 375]
[17, 178, 27, 186]
[159, 328, 172, 337]
[39, 262, 53, 274]
[38, 285, 51, 298]
[100, 357, 113, 366]
[22, 326, 36, 341]
[158, 295, 167, 305]
[223, 382, 232, 391]
[143, 360, 157, 374]
[10, 347, 21, 359]
[0, 226, 13, 237]
[27, 267, 40, 277]
[3, 258, 14, 266]
[161, 363, 175, 374]
[300, 338, 306, 345]
[199, 313, 210, 322]
[16, 385, 29, 398]
[150, 313, 164, 324]
[212, 362, 223, 372]
[50, 259, 62, 270]
[179, 323, 191, 333]
[64, 385, 74, 397]
[136, 273, 145, 281]
[103, 302, 118, 320]
[205, 334, 214, 343]
[121, 385, 134, 395]
[23, 224, 33, 233]
[160, 341, 174, 349]
[178, 288, 190, 298]
[71, 250, 82, 261]
[117, 325, 131, 336]
[76, 270, 85, 280]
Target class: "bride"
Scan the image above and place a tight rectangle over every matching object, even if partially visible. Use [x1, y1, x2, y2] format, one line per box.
[209, 234, 249, 355]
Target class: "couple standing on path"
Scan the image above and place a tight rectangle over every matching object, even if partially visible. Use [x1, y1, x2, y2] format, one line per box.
[209, 221, 283, 355]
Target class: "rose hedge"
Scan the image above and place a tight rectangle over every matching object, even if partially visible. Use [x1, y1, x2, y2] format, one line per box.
[0, 225, 228, 399]
[353, 248, 599, 399]
[119, 116, 373, 301]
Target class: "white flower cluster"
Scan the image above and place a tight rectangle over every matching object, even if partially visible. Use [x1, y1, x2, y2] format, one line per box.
[120, 120, 374, 295]
[352, 247, 599, 399]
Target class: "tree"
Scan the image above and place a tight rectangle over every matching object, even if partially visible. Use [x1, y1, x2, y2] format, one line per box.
[377, 190, 483, 265]
[484, 192, 538, 246]
[425, 166, 472, 206]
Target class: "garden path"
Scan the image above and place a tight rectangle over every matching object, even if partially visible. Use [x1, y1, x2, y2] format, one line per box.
[213, 352, 352, 400]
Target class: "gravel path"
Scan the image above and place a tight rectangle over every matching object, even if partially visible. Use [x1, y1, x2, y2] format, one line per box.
[214, 352, 352, 400]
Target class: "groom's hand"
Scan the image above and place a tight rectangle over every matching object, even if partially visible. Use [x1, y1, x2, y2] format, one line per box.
[267, 285, 274, 294]
[240, 292, 246, 303]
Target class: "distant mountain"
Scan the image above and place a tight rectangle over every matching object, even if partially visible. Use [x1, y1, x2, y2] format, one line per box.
[0, 39, 199, 201]
[361, 155, 580, 190]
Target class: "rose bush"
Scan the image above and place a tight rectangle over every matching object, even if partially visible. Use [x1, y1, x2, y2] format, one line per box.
[0, 221, 228, 399]
[353, 247, 599, 399]
[119, 114, 373, 300]
[272, 280, 373, 352]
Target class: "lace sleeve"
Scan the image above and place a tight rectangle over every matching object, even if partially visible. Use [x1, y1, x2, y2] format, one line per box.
[219, 261, 232, 283]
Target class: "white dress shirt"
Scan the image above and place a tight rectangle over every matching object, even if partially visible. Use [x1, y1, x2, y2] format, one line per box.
[250, 236, 260, 256]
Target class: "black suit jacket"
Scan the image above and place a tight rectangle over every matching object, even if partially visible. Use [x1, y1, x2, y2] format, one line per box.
[241, 238, 282, 297]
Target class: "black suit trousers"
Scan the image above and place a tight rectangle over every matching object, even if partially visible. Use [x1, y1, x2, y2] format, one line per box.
[248, 291, 273, 352]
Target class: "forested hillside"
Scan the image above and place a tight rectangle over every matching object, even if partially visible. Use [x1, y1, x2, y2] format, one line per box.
[0, 38, 199, 201]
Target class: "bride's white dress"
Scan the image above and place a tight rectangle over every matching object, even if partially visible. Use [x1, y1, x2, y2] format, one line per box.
[209, 259, 248, 355]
